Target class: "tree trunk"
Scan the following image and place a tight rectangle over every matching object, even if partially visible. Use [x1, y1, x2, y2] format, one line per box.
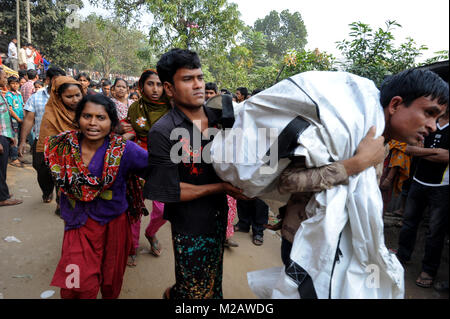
[26, 0, 31, 43]
[16, 0, 20, 48]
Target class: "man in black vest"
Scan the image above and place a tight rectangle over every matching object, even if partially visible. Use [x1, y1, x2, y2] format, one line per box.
[397, 107, 449, 288]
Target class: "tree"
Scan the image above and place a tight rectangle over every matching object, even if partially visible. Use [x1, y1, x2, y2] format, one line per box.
[50, 26, 87, 69]
[0, 0, 83, 61]
[336, 20, 428, 86]
[422, 50, 449, 65]
[79, 14, 149, 76]
[92, 0, 243, 54]
[280, 48, 336, 79]
[254, 9, 307, 60]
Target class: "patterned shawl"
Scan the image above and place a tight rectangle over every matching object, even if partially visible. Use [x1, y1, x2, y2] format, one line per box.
[388, 140, 411, 194]
[127, 95, 170, 138]
[44, 130, 148, 220]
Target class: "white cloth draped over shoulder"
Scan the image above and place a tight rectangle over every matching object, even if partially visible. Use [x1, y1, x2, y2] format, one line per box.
[211, 71, 404, 299]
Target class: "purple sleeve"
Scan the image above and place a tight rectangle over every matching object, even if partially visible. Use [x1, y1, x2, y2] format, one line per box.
[122, 140, 149, 178]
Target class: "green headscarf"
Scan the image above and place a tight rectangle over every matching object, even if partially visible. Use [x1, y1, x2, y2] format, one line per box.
[127, 95, 170, 138]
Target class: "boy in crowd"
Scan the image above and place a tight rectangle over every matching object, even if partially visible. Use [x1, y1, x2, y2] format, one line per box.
[205, 82, 219, 101]
[5, 76, 25, 167]
[0, 67, 23, 207]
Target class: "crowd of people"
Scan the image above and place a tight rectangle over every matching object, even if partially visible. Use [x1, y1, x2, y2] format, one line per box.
[5, 38, 50, 74]
[0, 43, 448, 299]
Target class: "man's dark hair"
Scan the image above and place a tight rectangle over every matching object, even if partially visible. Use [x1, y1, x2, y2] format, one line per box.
[75, 94, 119, 132]
[8, 76, 19, 84]
[27, 69, 38, 80]
[220, 88, 231, 95]
[102, 79, 112, 87]
[157, 48, 202, 85]
[380, 68, 449, 108]
[45, 67, 66, 91]
[75, 72, 91, 82]
[18, 70, 27, 78]
[205, 82, 218, 93]
[236, 87, 248, 99]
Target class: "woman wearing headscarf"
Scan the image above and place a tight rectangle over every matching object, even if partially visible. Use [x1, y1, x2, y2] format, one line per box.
[37, 76, 83, 215]
[122, 69, 171, 265]
[44, 94, 148, 299]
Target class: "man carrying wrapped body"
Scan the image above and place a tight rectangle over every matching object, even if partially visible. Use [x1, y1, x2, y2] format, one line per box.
[209, 69, 448, 299]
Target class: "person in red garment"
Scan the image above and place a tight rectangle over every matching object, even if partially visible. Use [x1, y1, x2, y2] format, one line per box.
[45, 94, 148, 298]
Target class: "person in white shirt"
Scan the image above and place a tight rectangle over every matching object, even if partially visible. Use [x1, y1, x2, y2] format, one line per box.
[25, 43, 35, 70]
[7, 38, 18, 71]
[18, 43, 28, 70]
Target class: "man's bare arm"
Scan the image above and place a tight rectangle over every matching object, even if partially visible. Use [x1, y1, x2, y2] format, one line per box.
[180, 182, 251, 202]
[421, 148, 449, 163]
[18, 111, 35, 156]
[405, 145, 439, 157]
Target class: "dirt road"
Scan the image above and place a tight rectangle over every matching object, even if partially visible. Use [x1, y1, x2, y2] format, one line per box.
[0, 162, 448, 299]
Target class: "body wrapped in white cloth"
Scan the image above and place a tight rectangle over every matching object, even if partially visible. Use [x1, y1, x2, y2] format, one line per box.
[211, 71, 404, 299]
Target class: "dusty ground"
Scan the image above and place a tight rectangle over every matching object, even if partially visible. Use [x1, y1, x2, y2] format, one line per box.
[0, 160, 448, 299]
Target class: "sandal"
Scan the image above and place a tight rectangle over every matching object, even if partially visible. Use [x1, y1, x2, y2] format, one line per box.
[9, 160, 24, 168]
[127, 255, 137, 267]
[252, 234, 264, 246]
[415, 272, 434, 288]
[0, 198, 23, 206]
[146, 235, 161, 257]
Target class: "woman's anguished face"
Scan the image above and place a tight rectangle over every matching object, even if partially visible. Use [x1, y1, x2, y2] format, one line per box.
[60, 85, 83, 111]
[142, 74, 163, 102]
[79, 101, 112, 142]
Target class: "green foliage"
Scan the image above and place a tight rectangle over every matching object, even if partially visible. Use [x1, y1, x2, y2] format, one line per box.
[0, 0, 83, 64]
[280, 48, 336, 79]
[50, 26, 87, 68]
[336, 20, 428, 86]
[422, 50, 449, 65]
[254, 9, 307, 59]
[94, 0, 243, 54]
[78, 14, 150, 76]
